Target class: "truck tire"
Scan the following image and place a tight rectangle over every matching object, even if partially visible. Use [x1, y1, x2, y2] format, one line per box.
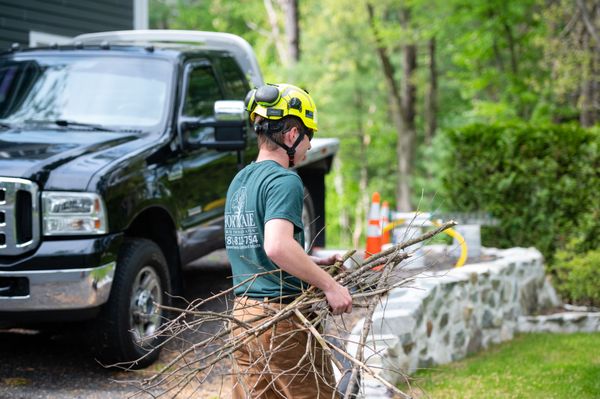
[92, 238, 171, 368]
[302, 187, 316, 253]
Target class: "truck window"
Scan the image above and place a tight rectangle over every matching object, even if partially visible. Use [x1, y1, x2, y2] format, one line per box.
[183, 65, 223, 118]
[0, 56, 173, 131]
[0, 61, 41, 118]
[218, 56, 250, 99]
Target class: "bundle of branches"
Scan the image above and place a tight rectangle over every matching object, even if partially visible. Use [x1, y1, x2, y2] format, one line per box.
[126, 220, 456, 399]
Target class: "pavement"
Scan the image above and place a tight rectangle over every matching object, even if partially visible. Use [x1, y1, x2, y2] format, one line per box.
[0, 250, 234, 399]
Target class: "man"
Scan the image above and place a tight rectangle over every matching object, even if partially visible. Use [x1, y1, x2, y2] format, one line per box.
[225, 83, 352, 398]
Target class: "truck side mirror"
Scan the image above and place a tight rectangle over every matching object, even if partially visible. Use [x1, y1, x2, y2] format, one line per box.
[214, 100, 245, 121]
[179, 100, 248, 151]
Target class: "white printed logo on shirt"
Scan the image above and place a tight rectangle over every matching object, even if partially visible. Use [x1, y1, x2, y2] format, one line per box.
[225, 187, 260, 249]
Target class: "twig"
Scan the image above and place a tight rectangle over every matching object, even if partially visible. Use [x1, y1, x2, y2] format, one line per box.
[123, 222, 453, 398]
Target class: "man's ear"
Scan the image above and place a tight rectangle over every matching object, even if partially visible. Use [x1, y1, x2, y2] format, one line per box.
[284, 126, 299, 146]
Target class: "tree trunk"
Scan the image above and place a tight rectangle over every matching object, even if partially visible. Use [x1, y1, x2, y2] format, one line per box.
[367, 3, 414, 212]
[502, 20, 519, 75]
[594, 38, 600, 125]
[577, 0, 600, 125]
[282, 0, 300, 63]
[352, 78, 369, 249]
[398, 7, 417, 212]
[425, 37, 438, 144]
[580, 31, 595, 127]
[264, 0, 288, 65]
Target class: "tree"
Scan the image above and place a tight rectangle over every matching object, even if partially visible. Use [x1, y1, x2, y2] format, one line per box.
[425, 37, 438, 143]
[148, 0, 598, 248]
[541, 0, 599, 126]
[367, 2, 418, 212]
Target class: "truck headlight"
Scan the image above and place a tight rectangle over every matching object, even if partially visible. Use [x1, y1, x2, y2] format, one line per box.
[42, 192, 108, 235]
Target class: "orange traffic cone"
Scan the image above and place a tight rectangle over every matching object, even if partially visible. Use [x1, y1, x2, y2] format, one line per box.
[381, 201, 390, 245]
[365, 192, 382, 259]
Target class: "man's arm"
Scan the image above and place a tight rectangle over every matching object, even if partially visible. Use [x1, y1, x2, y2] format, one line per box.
[264, 218, 352, 315]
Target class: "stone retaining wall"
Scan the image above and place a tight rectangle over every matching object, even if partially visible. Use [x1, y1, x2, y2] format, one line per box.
[348, 246, 562, 392]
[519, 312, 600, 333]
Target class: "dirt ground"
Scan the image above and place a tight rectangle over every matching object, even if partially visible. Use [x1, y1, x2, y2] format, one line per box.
[0, 252, 235, 399]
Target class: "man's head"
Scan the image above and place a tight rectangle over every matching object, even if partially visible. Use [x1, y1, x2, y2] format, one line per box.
[245, 84, 317, 166]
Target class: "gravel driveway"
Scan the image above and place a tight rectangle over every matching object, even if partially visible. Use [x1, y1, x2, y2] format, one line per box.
[0, 251, 234, 399]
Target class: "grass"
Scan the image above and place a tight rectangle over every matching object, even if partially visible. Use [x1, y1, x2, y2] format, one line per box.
[402, 333, 600, 399]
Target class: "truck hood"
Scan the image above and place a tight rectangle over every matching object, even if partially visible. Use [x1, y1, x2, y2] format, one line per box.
[0, 128, 148, 191]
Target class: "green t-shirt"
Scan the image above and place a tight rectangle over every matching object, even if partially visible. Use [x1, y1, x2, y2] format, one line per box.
[225, 160, 307, 298]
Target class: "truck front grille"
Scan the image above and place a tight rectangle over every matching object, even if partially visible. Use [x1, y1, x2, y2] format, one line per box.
[0, 178, 40, 256]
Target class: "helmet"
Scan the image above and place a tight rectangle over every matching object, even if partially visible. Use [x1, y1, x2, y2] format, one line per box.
[245, 83, 318, 132]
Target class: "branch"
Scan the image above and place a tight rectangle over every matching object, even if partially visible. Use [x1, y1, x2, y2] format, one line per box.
[263, 0, 289, 65]
[366, 2, 407, 123]
[577, 0, 600, 47]
[363, 220, 457, 266]
[123, 221, 456, 397]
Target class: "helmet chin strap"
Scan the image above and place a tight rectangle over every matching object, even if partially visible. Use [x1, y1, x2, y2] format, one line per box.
[256, 121, 305, 167]
[270, 130, 305, 167]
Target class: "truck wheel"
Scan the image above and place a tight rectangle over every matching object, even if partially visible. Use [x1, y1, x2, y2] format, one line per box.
[93, 238, 171, 368]
[302, 188, 316, 253]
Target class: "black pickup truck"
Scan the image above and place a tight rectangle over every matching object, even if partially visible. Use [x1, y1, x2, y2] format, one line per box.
[0, 30, 338, 367]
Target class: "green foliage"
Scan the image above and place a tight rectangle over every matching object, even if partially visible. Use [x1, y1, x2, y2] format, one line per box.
[403, 333, 600, 398]
[550, 239, 600, 306]
[294, 0, 399, 247]
[439, 123, 600, 260]
[149, 0, 599, 248]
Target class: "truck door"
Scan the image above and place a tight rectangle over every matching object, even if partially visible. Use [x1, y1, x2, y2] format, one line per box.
[172, 59, 240, 265]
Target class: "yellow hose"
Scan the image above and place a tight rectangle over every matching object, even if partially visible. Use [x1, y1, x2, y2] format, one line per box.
[383, 219, 468, 268]
[440, 226, 468, 267]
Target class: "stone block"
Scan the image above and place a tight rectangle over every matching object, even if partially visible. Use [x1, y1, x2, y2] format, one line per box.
[492, 315, 503, 328]
[417, 357, 434, 369]
[426, 320, 433, 337]
[469, 272, 478, 285]
[481, 287, 491, 302]
[439, 313, 449, 329]
[500, 324, 514, 341]
[470, 291, 479, 303]
[466, 328, 483, 355]
[453, 330, 466, 349]
[519, 278, 540, 314]
[488, 294, 497, 308]
[506, 262, 516, 274]
[443, 332, 450, 345]
[431, 297, 444, 319]
[482, 309, 494, 328]
[463, 304, 474, 322]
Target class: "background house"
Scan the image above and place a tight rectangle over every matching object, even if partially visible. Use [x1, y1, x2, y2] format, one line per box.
[0, 0, 148, 50]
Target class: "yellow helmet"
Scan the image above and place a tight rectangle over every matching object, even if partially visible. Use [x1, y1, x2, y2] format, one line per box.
[245, 83, 318, 132]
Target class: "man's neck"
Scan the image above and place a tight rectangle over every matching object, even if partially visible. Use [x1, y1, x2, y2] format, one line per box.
[256, 148, 289, 168]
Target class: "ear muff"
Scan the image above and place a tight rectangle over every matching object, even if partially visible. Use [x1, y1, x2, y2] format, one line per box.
[244, 88, 257, 113]
[255, 85, 281, 106]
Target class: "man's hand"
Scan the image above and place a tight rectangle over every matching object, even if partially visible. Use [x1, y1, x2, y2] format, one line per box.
[311, 253, 343, 266]
[323, 282, 352, 315]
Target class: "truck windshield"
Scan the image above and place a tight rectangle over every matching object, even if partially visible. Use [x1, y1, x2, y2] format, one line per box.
[0, 55, 173, 132]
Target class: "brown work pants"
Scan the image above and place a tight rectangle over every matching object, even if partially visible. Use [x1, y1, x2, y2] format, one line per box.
[231, 297, 338, 399]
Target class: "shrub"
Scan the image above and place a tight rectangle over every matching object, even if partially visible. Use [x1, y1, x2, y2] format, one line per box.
[550, 239, 600, 306]
[439, 123, 600, 261]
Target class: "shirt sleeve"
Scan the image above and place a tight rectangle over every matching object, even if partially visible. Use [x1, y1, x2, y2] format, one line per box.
[264, 174, 304, 229]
